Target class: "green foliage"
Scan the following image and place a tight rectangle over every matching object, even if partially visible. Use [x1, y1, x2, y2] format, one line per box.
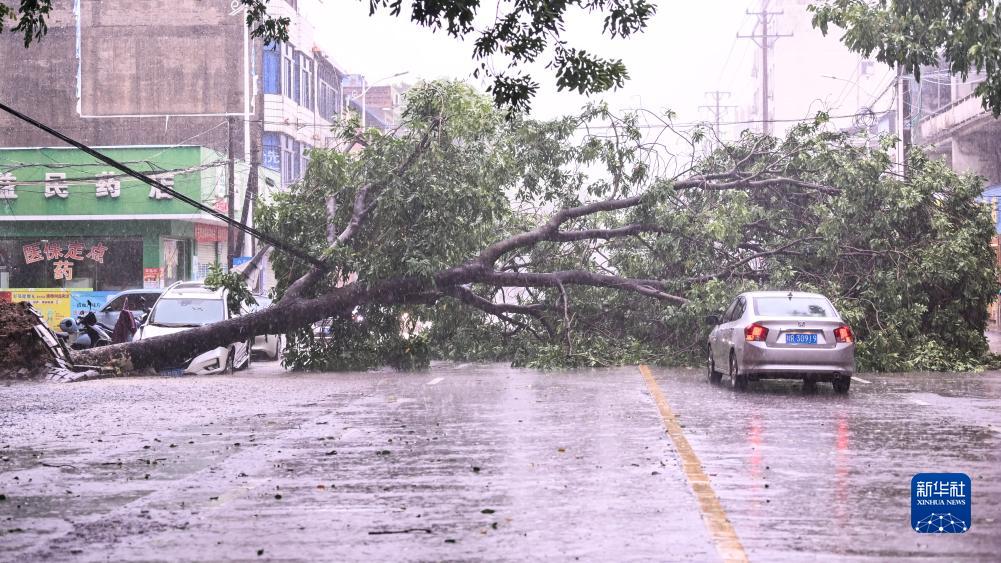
[258, 81, 517, 371]
[811, 0, 1001, 116]
[281, 307, 430, 372]
[203, 263, 257, 316]
[260, 81, 996, 374]
[0, 0, 51, 47]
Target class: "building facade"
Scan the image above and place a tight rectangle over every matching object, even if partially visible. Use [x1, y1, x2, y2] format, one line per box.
[0, 0, 402, 311]
[0, 145, 269, 325]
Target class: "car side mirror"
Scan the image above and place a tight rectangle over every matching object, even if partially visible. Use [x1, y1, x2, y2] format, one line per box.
[705, 314, 720, 326]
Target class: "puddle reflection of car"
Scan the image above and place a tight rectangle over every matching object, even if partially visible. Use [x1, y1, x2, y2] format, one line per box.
[134, 281, 251, 375]
[248, 296, 283, 361]
[706, 291, 855, 393]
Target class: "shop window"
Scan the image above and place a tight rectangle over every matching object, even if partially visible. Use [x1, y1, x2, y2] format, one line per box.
[263, 42, 281, 95]
[0, 237, 144, 291]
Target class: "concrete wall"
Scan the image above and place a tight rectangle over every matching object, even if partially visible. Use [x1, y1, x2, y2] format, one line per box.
[0, 0, 253, 157]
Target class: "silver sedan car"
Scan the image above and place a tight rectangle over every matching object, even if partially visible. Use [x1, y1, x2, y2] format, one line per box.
[706, 291, 855, 392]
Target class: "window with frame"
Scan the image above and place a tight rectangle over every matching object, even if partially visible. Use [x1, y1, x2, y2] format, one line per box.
[292, 140, 302, 180]
[263, 42, 280, 94]
[318, 83, 328, 120]
[282, 45, 294, 98]
[281, 135, 295, 184]
[300, 54, 313, 110]
[292, 50, 301, 105]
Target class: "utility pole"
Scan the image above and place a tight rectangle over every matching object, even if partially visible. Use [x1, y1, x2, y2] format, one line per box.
[699, 90, 736, 136]
[895, 66, 911, 178]
[738, 0, 791, 135]
[226, 116, 237, 269]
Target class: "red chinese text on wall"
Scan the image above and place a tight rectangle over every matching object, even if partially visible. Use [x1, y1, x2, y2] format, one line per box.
[21, 241, 110, 281]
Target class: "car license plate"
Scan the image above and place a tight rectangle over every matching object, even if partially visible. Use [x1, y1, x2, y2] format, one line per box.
[785, 333, 817, 345]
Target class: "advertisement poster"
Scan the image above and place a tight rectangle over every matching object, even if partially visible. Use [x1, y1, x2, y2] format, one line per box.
[70, 291, 116, 319]
[10, 289, 72, 328]
[143, 267, 162, 289]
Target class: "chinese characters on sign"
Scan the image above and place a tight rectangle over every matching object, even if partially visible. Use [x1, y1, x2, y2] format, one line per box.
[0, 171, 176, 199]
[21, 240, 111, 281]
[0, 172, 16, 199]
[911, 472, 972, 534]
[44, 173, 69, 199]
[143, 267, 162, 289]
[916, 480, 967, 499]
[149, 174, 174, 200]
[95, 172, 121, 198]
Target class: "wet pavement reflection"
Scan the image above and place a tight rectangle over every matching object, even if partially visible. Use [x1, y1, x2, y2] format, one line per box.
[647, 367, 1001, 561]
[0, 363, 999, 561]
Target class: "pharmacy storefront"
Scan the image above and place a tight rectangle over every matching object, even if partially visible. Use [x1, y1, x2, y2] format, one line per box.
[0, 146, 245, 325]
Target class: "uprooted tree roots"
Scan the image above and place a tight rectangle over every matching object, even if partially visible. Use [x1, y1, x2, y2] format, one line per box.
[0, 300, 103, 381]
[0, 300, 56, 379]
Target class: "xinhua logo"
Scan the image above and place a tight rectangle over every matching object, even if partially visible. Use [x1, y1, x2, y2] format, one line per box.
[911, 473, 972, 533]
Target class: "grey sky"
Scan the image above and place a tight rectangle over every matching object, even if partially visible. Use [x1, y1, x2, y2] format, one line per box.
[309, 0, 881, 134]
[312, 2, 752, 116]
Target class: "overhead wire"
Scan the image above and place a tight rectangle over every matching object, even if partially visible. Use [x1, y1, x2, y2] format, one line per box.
[0, 100, 326, 269]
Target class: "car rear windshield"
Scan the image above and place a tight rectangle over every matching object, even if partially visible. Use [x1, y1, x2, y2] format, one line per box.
[753, 297, 834, 318]
[150, 298, 225, 327]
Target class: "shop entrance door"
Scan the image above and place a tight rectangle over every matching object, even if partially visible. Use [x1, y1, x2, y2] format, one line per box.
[162, 238, 191, 286]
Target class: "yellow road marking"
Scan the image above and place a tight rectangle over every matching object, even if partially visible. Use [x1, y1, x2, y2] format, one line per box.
[639, 365, 749, 563]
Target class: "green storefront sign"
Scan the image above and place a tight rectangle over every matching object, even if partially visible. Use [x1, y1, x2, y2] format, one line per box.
[0, 146, 247, 293]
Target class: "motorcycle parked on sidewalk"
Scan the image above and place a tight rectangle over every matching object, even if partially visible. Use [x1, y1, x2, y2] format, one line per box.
[56, 302, 112, 350]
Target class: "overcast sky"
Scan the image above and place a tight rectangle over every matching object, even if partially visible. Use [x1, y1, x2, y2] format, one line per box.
[307, 0, 877, 135]
[310, 1, 760, 117]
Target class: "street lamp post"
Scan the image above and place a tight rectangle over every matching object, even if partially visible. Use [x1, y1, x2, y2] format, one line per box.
[343, 71, 409, 129]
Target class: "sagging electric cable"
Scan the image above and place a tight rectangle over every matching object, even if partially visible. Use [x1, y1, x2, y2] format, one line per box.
[0, 100, 326, 269]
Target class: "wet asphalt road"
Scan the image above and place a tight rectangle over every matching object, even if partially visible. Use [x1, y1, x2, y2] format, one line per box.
[1, 363, 999, 562]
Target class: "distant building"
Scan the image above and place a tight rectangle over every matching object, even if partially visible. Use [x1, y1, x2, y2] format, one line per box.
[0, 0, 402, 298]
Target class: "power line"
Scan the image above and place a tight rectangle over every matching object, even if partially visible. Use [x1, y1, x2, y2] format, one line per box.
[699, 91, 737, 135]
[0, 100, 326, 269]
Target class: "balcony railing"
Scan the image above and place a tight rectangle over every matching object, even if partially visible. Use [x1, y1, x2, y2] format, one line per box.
[919, 92, 990, 144]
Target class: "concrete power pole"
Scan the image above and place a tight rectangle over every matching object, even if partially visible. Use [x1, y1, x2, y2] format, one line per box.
[700, 90, 736, 136]
[895, 66, 912, 178]
[738, 0, 791, 135]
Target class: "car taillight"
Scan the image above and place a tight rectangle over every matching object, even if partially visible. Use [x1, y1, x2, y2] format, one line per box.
[834, 325, 854, 343]
[745, 323, 768, 342]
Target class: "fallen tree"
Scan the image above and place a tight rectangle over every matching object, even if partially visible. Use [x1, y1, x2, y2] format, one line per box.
[75, 82, 998, 373]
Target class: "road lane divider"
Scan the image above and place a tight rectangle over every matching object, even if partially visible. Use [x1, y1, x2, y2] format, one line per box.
[851, 376, 871, 384]
[639, 365, 749, 563]
[426, 377, 444, 386]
